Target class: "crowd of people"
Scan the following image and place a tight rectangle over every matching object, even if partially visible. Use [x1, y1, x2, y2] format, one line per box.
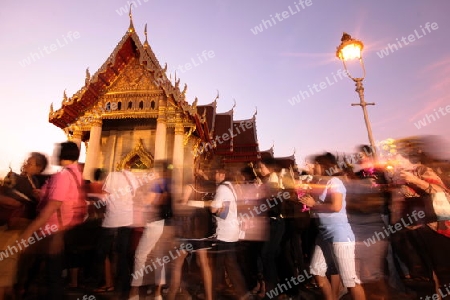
[1, 138, 450, 300]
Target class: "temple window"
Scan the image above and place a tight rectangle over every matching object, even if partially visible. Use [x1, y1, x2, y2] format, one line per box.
[128, 101, 133, 109]
[118, 101, 122, 110]
[150, 100, 155, 109]
[139, 101, 144, 109]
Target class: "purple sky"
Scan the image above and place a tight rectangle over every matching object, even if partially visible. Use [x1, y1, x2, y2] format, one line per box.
[1, 0, 449, 176]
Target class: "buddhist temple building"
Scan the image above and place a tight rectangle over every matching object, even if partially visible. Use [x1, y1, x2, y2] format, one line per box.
[47, 13, 297, 188]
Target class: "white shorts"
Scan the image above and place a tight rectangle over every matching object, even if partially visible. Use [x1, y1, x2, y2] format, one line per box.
[310, 240, 361, 287]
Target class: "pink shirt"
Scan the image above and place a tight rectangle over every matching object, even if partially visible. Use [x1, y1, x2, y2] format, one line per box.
[38, 164, 83, 229]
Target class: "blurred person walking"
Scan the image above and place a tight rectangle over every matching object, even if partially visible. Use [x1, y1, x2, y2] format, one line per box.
[0, 152, 48, 226]
[129, 160, 173, 300]
[257, 157, 285, 297]
[0, 152, 48, 300]
[395, 159, 450, 298]
[93, 161, 139, 297]
[166, 173, 213, 300]
[300, 152, 366, 300]
[19, 141, 86, 300]
[210, 167, 249, 299]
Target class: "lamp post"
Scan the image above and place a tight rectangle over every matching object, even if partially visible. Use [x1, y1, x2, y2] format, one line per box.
[336, 32, 377, 159]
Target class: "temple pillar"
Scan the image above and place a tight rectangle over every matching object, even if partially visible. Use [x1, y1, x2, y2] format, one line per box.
[172, 118, 184, 197]
[154, 100, 167, 160]
[83, 120, 102, 180]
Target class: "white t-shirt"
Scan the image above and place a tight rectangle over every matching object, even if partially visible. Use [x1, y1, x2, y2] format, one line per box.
[102, 170, 139, 228]
[210, 181, 240, 242]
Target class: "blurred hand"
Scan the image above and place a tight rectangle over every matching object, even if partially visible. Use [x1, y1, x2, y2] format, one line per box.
[399, 170, 417, 184]
[32, 188, 41, 199]
[299, 194, 315, 208]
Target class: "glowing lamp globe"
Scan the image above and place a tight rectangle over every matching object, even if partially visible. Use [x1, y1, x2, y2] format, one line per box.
[336, 32, 364, 61]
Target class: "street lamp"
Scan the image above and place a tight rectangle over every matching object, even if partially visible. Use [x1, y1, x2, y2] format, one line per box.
[336, 32, 377, 159]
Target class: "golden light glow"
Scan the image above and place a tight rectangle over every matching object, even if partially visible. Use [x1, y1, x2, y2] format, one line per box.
[336, 32, 364, 61]
[338, 44, 363, 60]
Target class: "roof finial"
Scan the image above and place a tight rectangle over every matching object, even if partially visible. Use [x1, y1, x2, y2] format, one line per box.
[192, 97, 198, 110]
[128, 3, 135, 33]
[143, 24, 148, 47]
[214, 89, 219, 102]
[232, 98, 236, 110]
[85, 68, 90, 86]
[253, 106, 258, 118]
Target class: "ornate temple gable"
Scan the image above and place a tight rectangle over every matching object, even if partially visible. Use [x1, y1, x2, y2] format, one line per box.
[107, 59, 161, 93]
[49, 19, 198, 130]
[116, 139, 154, 171]
[95, 58, 162, 121]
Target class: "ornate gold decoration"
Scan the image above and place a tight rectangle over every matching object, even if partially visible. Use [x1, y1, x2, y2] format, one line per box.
[175, 123, 184, 136]
[70, 129, 82, 141]
[200, 108, 207, 123]
[184, 126, 195, 146]
[174, 113, 184, 135]
[116, 139, 154, 170]
[191, 137, 202, 158]
[108, 60, 156, 92]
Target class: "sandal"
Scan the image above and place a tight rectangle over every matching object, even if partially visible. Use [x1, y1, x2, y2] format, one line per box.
[93, 286, 115, 293]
